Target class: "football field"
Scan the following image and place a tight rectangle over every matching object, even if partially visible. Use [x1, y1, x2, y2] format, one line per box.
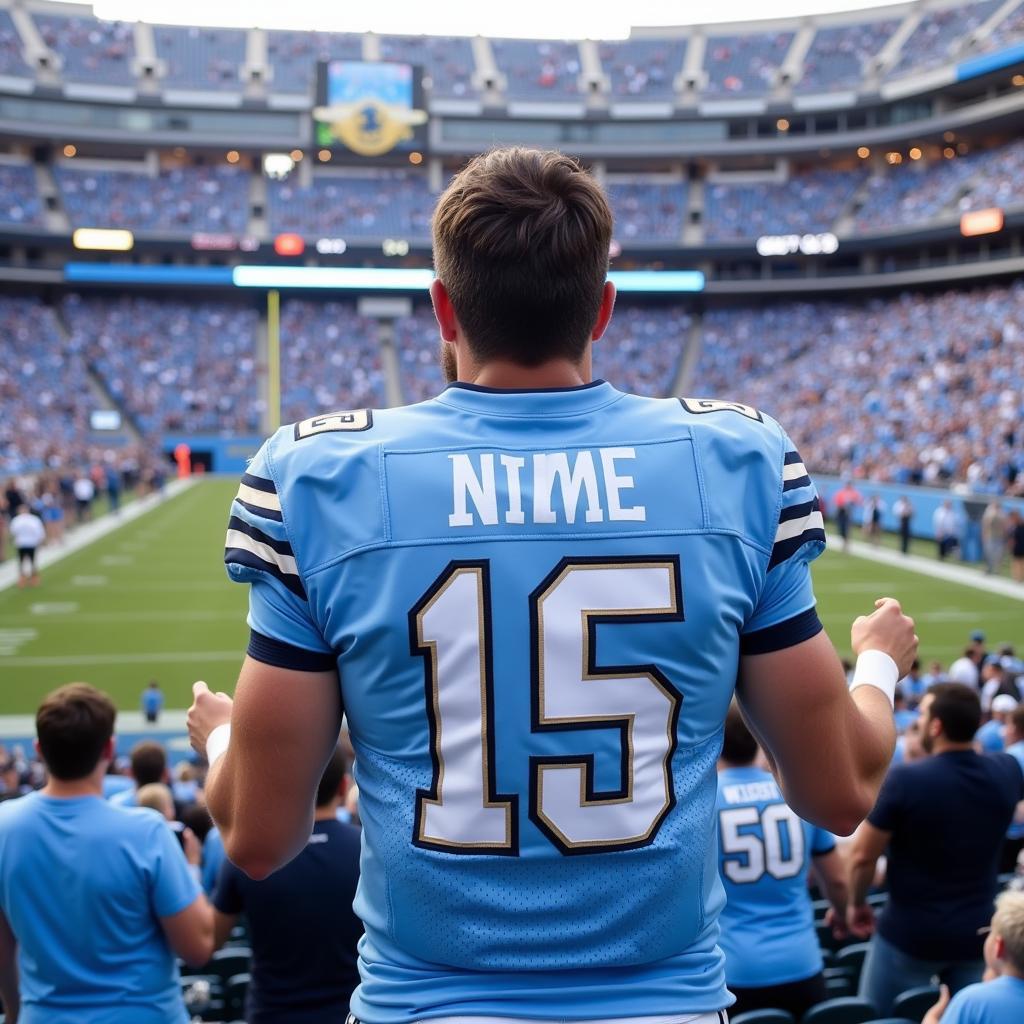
[0, 479, 1019, 714]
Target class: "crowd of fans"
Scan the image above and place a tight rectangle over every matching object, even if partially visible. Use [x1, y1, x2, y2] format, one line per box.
[279, 300, 386, 423]
[378, 35, 478, 100]
[0, 9, 27, 78]
[598, 38, 684, 99]
[152, 24, 246, 91]
[887, 0, 1002, 79]
[795, 18, 900, 94]
[696, 281, 1024, 495]
[0, 162, 43, 228]
[62, 294, 262, 435]
[34, 13, 135, 85]
[491, 39, 582, 98]
[265, 29, 363, 95]
[703, 31, 793, 96]
[55, 163, 248, 234]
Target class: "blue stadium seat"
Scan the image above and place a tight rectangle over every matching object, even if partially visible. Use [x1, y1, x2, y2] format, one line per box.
[731, 1010, 795, 1024]
[802, 997, 878, 1024]
[865, 1018, 917, 1024]
[867, 892, 889, 909]
[891, 986, 941, 1023]
[835, 942, 872, 983]
[823, 973, 856, 999]
[225, 972, 250, 1018]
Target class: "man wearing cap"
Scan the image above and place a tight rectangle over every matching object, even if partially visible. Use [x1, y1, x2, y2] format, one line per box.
[978, 696, 1021, 754]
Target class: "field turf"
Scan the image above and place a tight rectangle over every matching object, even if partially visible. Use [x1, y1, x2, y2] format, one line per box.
[0, 479, 1019, 714]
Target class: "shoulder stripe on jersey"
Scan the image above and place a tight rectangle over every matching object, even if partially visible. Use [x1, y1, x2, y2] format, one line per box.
[778, 497, 819, 526]
[224, 546, 306, 598]
[227, 516, 293, 556]
[235, 496, 283, 522]
[241, 472, 277, 494]
[782, 460, 808, 482]
[775, 503, 824, 542]
[783, 473, 811, 492]
[783, 451, 803, 465]
[236, 482, 282, 513]
[768, 528, 827, 570]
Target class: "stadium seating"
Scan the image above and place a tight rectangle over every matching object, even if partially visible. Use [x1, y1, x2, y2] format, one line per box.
[62, 294, 261, 435]
[891, 986, 941, 1023]
[802, 997, 878, 1024]
[730, 1011, 795, 1024]
[279, 300, 386, 422]
[379, 35, 478, 100]
[394, 304, 446, 405]
[598, 39, 685, 99]
[266, 171, 433, 239]
[886, 0, 1002, 79]
[224, 973, 250, 1019]
[980, 2, 1024, 53]
[607, 182, 687, 242]
[209, 948, 251, 984]
[704, 170, 865, 241]
[54, 163, 248, 233]
[152, 24, 246, 91]
[34, 13, 136, 85]
[0, 9, 28, 77]
[958, 137, 1024, 213]
[795, 19, 900, 94]
[703, 32, 793, 96]
[593, 304, 691, 396]
[0, 162, 43, 227]
[266, 30, 363, 95]
[835, 942, 871, 984]
[491, 39, 581, 99]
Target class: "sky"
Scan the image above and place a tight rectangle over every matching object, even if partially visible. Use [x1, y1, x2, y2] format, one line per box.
[72, 0, 911, 38]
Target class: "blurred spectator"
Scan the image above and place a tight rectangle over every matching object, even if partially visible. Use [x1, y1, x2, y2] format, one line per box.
[73, 471, 95, 524]
[142, 680, 164, 725]
[983, 501, 1008, 575]
[10, 504, 45, 589]
[894, 495, 914, 555]
[211, 744, 362, 1022]
[950, 647, 984, 690]
[894, 689, 919, 734]
[716, 704, 847, 1018]
[848, 683, 1024, 1013]
[0, 684, 213, 1023]
[1010, 510, 1024, 583]
[831, 481, 862, 551]
[862, 494, 885, 545]
[936, 500, 960, 560]
[977, 695, 1020, 753]
[111, 740, 168, 809]
[1004, 705, 1024, 872]
[922, 892, 1024, 1024]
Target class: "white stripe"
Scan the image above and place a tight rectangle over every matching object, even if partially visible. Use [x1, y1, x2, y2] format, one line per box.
[774, 510, 824, 544]
[225, 529, 298, 576]
[782, 461, 808, 481]
[236, 483, 281, 511]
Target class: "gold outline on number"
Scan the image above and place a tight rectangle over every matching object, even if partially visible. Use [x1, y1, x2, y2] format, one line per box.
[530, 558, 683, 853]
[411, 561, 516, 854]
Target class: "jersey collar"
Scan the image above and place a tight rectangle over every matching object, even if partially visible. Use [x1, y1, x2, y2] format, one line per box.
[436, 379, 623, 417]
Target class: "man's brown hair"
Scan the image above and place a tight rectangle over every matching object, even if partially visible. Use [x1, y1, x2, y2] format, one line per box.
[315, 744, 349, 808]
[36, 683, 116, 781]
[129, 740, 167, 786]
[432, 147, 613, 367]
[721, 701, 759, 766]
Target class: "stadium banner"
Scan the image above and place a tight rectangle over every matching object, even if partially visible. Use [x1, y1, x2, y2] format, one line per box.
[816, 475, 1024, 561]
[313, 59, 428, 157]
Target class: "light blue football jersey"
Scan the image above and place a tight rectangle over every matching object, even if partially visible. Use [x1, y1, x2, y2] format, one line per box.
[224, 380, 827, 1022]
[715, 765, 835, 988]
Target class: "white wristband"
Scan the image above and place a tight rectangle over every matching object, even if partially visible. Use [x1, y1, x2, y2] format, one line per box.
[850, 650, 899, 707]
[205, 723, 232, 769]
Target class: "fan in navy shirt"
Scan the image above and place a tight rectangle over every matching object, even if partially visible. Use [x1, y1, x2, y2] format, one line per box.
[849, 683, 1024, 1015]
[212, 743, 362, 1024]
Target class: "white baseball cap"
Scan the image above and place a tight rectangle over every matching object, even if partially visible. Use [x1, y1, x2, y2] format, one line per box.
[992, 694, 1019, 713]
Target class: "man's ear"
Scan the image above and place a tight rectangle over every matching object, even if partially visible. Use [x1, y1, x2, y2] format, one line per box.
[591, 280, 616, 342]
[430, 279, 458, 342]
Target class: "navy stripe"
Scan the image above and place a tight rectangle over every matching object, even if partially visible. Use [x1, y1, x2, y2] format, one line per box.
[779, 496, 820, 524]
[235, 496, 283, 522]
[784, 451, 803, 465]
[445, 379, 606, 395]
[768, 528, 827, 570]
[782, 473, 812, 492]
[224, 547, 306, 598]
[227, 516, 293, 556]
[241, 472, 277, 494]
[247, 630, 335, 673]
[741, 606, 824, 655]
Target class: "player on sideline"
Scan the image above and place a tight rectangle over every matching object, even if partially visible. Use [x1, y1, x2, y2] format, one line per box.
[189, 147, 917, 1024]
[10, 504, 45, 588]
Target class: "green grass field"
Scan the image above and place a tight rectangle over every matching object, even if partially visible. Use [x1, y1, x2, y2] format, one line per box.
[0, 479, 1019, 714]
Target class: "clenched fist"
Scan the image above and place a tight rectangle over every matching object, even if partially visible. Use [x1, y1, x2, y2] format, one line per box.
[851, 598, 919, 678]
[187, 680, 233, 758]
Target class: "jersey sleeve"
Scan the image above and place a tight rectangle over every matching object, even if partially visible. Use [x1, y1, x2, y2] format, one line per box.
[147, 818, 201, 919]
[224, 441, 335, 671]
[741, 436, 826, 655]
[810, 825, 837, 856]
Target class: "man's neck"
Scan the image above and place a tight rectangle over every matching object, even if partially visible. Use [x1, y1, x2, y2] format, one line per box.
[314, 799, 341, 822]
[466, 359, 588, 391]
[932, 739, 975, 755]
[42, 773, 104, 799]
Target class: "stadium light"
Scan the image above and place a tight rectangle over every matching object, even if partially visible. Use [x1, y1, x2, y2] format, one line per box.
[72, 228, 134, 252]
[960, 208, 1004, 237]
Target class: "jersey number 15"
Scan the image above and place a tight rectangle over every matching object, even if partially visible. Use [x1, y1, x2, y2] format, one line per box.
[409, 557, 684, 857]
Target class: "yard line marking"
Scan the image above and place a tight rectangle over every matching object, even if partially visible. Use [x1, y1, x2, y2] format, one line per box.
[29, 603, 79, 615]
[100, 555, 134, 567]
[824, 534, 1024, 601]
[71, 575, 108, 587]
[0, 629, 37, 655]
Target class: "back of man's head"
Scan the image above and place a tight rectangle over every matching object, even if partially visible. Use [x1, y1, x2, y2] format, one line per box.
[432, 147, 613, 368]
[130, 741, 167, 786]
[315, 744, 349, 809]
[36, 683, 116, 781]
[927, 682, 982, 742]
[721, 703, 759, 767]
[993, 891, 1024, 973]
[136, 782, 174, 820]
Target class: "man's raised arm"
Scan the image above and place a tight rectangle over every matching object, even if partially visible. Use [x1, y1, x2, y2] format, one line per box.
[188, 658, 341, 880]
[738, 598, 917, 836]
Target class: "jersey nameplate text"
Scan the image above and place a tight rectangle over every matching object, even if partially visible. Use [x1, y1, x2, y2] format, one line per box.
[294, 409, 373, 440]
[679, 398, 763, 422]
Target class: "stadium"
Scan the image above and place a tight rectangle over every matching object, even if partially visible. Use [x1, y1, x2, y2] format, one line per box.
[0, 0, 1023, 1021]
